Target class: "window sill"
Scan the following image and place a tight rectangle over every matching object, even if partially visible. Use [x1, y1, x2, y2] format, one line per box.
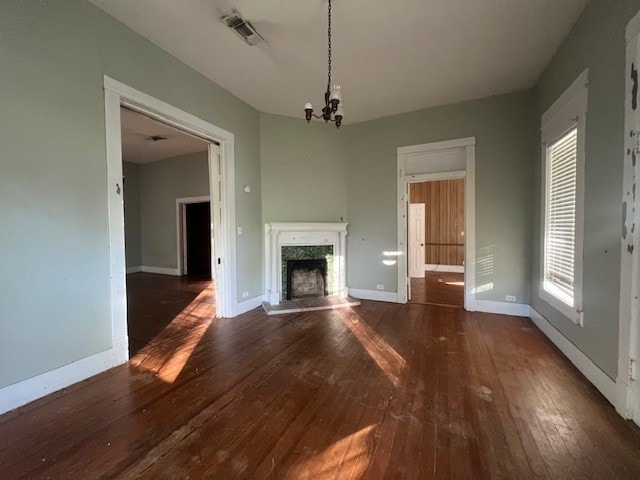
[538, 285, 583, 327]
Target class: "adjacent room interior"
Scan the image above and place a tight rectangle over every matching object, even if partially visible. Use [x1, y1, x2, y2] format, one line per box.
[2, 1, 640, 478]
[409, 178, 465, 308]
[120, 107, 216, 362]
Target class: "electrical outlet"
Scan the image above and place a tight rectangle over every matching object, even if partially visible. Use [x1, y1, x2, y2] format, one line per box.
[237, 227, 243, 235]
[377, 284, 384, 290]
[242, 291, 249, 298]
[505, 295, 516, 303]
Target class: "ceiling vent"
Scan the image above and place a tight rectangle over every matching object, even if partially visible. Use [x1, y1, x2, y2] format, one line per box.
[145, 135, 167, 142]
[222, 12, 263, 46]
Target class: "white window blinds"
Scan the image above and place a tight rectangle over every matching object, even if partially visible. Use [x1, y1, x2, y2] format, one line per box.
[544, 128, 578, 306]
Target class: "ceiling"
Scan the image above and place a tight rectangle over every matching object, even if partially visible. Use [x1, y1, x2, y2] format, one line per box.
[92, 0, 587, 124]
[121, 108, 208, 164]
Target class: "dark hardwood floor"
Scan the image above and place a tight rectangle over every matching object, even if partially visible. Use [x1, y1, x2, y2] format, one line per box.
[126, 272, 213, 356]
[1, 274, 639, 478]
[411, 271, 465, 307]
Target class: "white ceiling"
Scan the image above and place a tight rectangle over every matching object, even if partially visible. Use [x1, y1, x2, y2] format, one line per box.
[93, 0, 587, 124]
[121, 108, 208, 164]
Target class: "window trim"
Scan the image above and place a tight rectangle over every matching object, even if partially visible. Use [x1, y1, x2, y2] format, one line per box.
[539, 69, 588, 326]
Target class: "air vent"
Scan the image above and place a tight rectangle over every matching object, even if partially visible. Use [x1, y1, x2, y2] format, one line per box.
[145, 135, 167, 142]
[222, 12, 263, 46]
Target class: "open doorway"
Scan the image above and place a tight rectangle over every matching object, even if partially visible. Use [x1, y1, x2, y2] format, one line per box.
[408, 179, 465, 307]
[185, 201, 212, 277]
[120, 107, 215, 357]
[396, 137, 476, 309]
[104, 76, 237, 370]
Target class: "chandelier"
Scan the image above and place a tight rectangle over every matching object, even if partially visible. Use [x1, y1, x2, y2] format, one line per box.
[304, 0, 344, 128]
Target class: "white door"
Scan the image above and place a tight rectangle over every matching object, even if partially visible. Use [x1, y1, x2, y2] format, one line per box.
[409, 203, 425, 278]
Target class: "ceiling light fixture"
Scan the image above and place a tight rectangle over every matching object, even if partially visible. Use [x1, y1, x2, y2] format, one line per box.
[304, 0, 343, 128]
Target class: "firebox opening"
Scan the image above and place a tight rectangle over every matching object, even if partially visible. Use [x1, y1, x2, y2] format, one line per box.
[286, 259, 328, 300]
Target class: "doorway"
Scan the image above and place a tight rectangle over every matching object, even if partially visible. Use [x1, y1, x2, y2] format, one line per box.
[177, 197, 213, 278]
[408, 178, 465, 307]
[396, 137, 476, 310]
[120, 106, 215, 357]
[186, 202, 212, 277]
[104, 76, 237, 366]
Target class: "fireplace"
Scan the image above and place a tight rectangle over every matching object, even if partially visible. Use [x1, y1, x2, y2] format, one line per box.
[286, 259, 328, 300]
[264, 222, 348, 305]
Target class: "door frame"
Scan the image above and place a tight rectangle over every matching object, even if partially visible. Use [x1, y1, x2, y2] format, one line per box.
[104, 75, 238, 365]
[618, 12, 640, 423]
[176, 195, 211, 276]
[397, 138, 476, 310]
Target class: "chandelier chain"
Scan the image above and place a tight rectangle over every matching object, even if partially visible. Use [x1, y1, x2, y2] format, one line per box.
[303, 0, 342, 128]
[327, 0, 331, 91]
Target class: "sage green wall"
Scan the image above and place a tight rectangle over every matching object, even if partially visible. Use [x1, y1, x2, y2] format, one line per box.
[344, 92, 534, 303]
[140, 152, 209, 269]
[260, 113, 348, 223]
[0, 0, 261, 389]
[123, 162, 142, 268]
[531, 0, 640, 379]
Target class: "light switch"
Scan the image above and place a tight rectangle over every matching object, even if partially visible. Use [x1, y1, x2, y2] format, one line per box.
[237, 227, 243, 235]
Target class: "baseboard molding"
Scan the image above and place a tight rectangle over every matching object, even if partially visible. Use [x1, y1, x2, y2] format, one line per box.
[475, 300, 530, 317]
[141, 265, 181, 276]
[529, 307, 617, 406]
[348, 288, 399, 303]
[237, 295, 265, 315]
[0, 344, 128, 415]
[425, 264, 465, 273]
[126, 265, 142, 274]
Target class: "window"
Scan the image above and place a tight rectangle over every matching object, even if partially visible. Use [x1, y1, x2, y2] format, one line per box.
[544, 128, 577, 305]
[540, 69, 587, 325]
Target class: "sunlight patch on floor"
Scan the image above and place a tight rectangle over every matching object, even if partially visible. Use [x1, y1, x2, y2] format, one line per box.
[130, 288, 213, 383]
[289, 425, 376, 478]
[337, 309, 406, 387]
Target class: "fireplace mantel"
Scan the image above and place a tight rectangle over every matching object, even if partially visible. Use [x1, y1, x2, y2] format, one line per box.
[264, 222, 348, 305]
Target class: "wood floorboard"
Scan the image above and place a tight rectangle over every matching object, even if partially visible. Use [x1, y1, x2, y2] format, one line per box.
[410, 271, 464, 307]
[1, 274, 640, 478]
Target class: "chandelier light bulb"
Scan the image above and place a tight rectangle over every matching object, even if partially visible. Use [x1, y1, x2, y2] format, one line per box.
[329, 86, 341, 102]
[304, 102, 313, 110]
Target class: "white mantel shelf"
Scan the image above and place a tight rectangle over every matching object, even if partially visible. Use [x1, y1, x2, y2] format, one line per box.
[264, 222, 349, 306]
[267, 222, 348, 233]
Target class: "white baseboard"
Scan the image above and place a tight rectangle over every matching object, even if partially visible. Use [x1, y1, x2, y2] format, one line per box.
[237, 295, 265, 315]
[475, 300, 530, 317]
[126, 265, 142, 274]
[141, 265, 181, 276]
[0, 343, 128, 415]
[348, 288, 399, 303]
[425, 264, 465, 273]
[529, 306, 617, 406]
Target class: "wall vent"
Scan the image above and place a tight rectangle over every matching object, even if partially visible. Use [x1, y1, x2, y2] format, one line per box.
[222, 13, 263, 46]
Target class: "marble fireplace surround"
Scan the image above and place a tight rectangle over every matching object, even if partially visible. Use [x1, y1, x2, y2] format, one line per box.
[264, 222, 348, 305]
